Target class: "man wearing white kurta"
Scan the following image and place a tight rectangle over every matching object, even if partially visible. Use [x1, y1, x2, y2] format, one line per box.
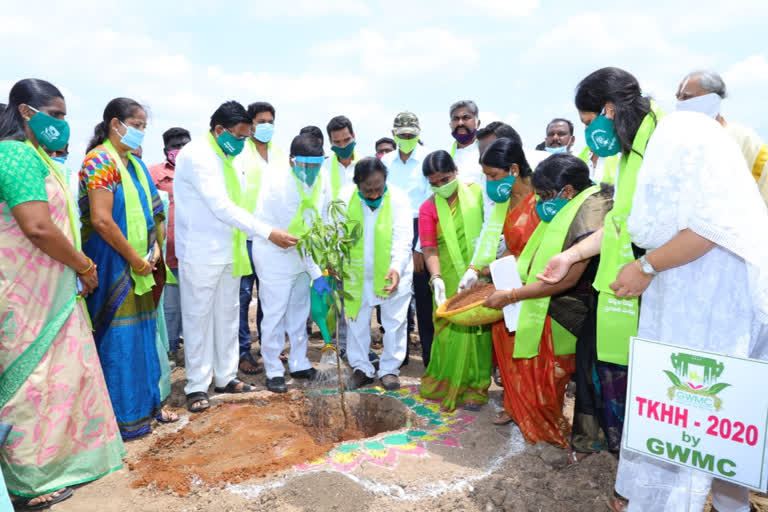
[174, 101, 297, 410]
[448, 100, 483, 185]
[251, 133, 330, 393]
[340, 160, 413, 391]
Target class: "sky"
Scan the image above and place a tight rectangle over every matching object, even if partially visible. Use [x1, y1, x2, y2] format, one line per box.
[2, 0, 767, 167]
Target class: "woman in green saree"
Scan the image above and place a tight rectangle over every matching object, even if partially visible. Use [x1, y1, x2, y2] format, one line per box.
[418, 150, 491, 411]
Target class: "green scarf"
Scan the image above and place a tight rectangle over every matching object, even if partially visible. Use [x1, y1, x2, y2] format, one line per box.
[286, 171, 323, 237]
[345, 187, 392, 320]
[102, 139, 156, 295]
[470, 199, 509, 268]
[330, 152, 357, 200]
[578, 147, 620, 185]
[593, 104, 663, 365]
[433, 182, 484, 283]
[514, 185, 601, 358]
[206, 132, 251, 277]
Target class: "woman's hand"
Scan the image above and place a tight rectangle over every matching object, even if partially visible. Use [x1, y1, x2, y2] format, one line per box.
[150, 241, 161, 269]
[610, 260, 653, 298]
[536, 252, 575, 284]
[78, 270, 99, 296]
[484, 289, 512, 310]
[132, 257, 153, 276]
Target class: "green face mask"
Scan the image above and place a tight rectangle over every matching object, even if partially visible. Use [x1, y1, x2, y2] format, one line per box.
[28, 106, 70, 151]
[394, 136, 419, 154]
[359, 185, 388, 209]
[431, 178, 458, 199]
[217, 130, 245, 156]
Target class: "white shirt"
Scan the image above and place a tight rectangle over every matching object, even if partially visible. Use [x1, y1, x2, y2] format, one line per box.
[452, 140, 483, 184]
[251, 162, 330, 280]
[234, 141, 289, 240]
[381, 144, 431, 218]
[321, 154, 356, 199]
[173, 137, 272, 265]
[339, 183, 414, 305]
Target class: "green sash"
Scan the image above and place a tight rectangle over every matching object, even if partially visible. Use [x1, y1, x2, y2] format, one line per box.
[470, 199, 509, 268]
[103, 140, 156, 294]
[578, 147, 620, 185]
[345, 188, 392, 319]
[433, 182, 483, 283]
[286, 171, 323, 238]
[206, 132, 251, 277]
[514, 185, 600, 358]
[450, 141, 457, 159]
[329, 152, 357, 200]
[593, 104, 663, 365]
[242, 138, 281, 214]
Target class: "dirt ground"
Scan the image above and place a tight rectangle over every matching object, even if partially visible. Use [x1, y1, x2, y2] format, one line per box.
[50, 307, 768, 512]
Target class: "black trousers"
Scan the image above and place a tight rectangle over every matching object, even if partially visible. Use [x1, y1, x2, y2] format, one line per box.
[411, 218, 434, 368]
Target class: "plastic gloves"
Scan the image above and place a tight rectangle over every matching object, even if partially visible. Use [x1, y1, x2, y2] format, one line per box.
[458, 268, 479, 292]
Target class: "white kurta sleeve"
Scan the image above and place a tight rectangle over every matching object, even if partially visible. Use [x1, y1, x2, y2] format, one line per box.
[389, 188, 414, 277]
[189, 153, 272, 240]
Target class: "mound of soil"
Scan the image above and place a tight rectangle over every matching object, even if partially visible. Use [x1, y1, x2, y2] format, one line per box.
[445, 283, 496, 311]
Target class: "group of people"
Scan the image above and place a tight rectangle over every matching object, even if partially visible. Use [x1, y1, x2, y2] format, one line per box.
[1, 66, 767, 511]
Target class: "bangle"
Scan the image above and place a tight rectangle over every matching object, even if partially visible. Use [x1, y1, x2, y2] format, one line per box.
[429, 274, 442, 285]
[507, 288, 519, 304]
[133, 261, 148, 272]
[77, 257, 94, 275]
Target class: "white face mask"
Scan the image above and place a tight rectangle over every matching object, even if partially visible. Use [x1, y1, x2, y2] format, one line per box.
[676, 92, 722, 119]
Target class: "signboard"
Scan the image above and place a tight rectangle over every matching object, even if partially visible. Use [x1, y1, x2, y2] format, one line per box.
[624, 337, 768, 491]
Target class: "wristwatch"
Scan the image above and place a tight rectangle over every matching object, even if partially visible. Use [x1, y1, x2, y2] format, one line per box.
[638, 255, 659, 276]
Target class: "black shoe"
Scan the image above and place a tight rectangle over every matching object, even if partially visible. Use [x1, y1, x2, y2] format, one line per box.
[349, 369, 374, 390]
[339, 348, 347, 359]
[290, 367, 317, 380]
[266, 376, 287, 393]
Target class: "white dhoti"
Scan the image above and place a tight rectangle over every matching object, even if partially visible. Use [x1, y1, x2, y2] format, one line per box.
[179, 261, 240, 394]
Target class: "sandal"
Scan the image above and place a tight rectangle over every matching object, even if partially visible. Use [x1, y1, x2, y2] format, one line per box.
[186, 391, 210, 413]
[567, 450, 591, 465]
[13, 487, 73, 510]
[238, 353, 262, 375]
[493, 411, 513, 425]
[156, 408, 179, 423]
[605, 493, 628, 512]
[214, 378, 255, 394]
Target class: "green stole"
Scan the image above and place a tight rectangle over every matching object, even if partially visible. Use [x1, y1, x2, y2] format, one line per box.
[286, 172, 323, 238]
[102, 139, 157, 294]
[578, 147, 620, 185]
[330, 153, 357, 200]
[205, 132, 251, 277]
[514, 185, 601, 357]
[345, 188, 392, 320]
[470, 199, 509, 268]
[593, 105, 663, 365]
[433, 182, 484, 283]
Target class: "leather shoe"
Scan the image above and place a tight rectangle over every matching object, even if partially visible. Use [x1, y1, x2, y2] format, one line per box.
[380, 374, 400, 391]
[349, 369, 374, 390]
[289, 367, 317, 380]
[266, 376, 287, 393]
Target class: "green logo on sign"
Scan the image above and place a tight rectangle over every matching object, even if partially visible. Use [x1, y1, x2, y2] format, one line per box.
[664, 353, 730, 411]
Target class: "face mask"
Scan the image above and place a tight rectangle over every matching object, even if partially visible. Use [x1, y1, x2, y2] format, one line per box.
[331, 140, 356, 160]
[358, 185, 388, 209]
[544, 145, 568, 154]
[27, 106, 70, 151]
[166, 149, 180, 166]
[253, 122, 275, 143]
[51, 155, 68, 164]
[584, 110, 620, 157]
[394, 136, 419, 154]
[431, 178, 459, 199]
[676, 92, 722, 119]
[217, 130, 245, 156]
[535, 188, 569, 222]
[292, 156, 324, 187]
[116, 121, 145, 150]
[452, 128, 477, 145]
[486, 173, 516, 203]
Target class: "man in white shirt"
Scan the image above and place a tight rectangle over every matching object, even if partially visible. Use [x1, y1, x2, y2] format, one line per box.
[234, 101, 286, 376]
[251, 133, 330, 393]
[174, 101, 297, 412]
[543, 118, 576, 154]
[448, 100, 483, 184]
[381, 112, 433, 368]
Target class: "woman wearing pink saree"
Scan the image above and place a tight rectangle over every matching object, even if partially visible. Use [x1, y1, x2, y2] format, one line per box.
[0, 79, 124, 509]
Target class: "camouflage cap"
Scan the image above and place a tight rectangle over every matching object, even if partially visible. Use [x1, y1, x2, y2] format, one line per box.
[392, 112, 420, 136]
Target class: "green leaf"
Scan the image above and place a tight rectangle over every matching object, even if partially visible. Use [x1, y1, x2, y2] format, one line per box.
[333, 292, 343, 313]
[339, 290, 354, 301]
[704, 382, 731, 395]
[663, 370, 682, 387]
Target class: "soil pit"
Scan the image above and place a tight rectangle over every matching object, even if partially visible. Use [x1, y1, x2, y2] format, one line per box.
[130, 392, 423, 495]
[445, 283, 497, 311]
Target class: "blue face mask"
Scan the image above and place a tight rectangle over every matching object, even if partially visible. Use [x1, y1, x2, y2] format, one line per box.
[253, 122, 274, 143]
[584, 109, 620, 157]
[485, 173, 516, 203]
[535, 188, 569, 222]
[544, 145, 568, 154]
[358, 185, 387, 209]
[118, 121, 145, 150]
[51, 155, 68, 164]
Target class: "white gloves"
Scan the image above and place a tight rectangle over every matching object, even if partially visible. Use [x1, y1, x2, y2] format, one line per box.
[458, 268, 479, 292]
[432, 277, 447, 307]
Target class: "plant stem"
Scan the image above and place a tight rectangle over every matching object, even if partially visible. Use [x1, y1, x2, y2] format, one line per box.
[334, 308, 349, 430]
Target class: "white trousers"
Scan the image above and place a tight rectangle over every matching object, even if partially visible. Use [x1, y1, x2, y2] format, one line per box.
[346, 291, 410, 378]
[257, 270, 312, 379]
[179, 261, 240, 394]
